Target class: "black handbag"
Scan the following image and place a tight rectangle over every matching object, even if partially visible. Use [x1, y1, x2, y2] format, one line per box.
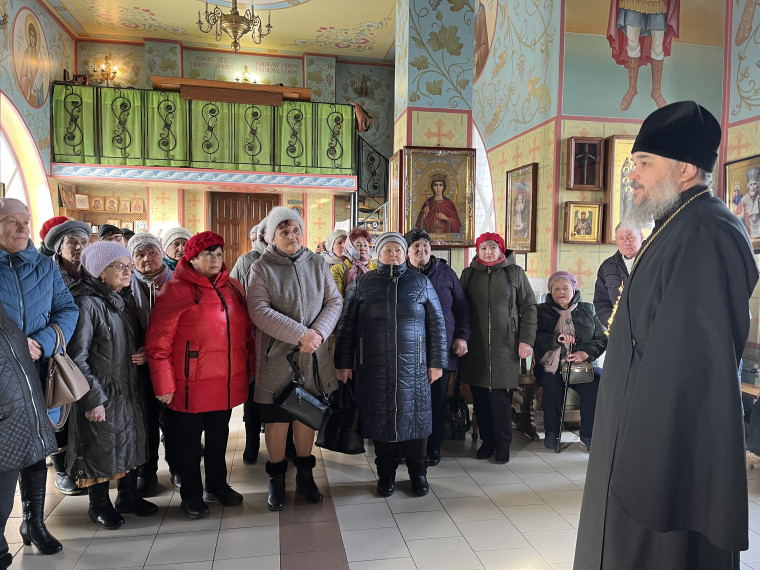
[561, 344, 595, 385]
[448, 377, 470, 434]
[275, 349, 329, 431]
[316, 380, 365, 455]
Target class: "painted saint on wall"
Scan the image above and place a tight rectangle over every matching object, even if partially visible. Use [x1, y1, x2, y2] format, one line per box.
[415, 174, 462, 234]
[735, 167, 760, 238]
[607, 0, 681, 111]
[12, 9, 50, 109]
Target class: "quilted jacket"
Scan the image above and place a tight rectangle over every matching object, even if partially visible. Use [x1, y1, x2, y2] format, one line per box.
[0, 240, 78, 359]
[0, 302, 57, 472]
[334, 263, 447, 442]
[146, 258, 252, 413]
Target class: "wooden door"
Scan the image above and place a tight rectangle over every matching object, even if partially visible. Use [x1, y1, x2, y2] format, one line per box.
[208, 192, 278, 270]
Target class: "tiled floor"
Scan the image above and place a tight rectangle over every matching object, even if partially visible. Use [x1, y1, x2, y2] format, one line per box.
[4, 408, 759, 569]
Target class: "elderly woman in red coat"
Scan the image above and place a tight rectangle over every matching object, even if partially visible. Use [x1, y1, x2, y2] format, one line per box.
[146, 231, 253, 520]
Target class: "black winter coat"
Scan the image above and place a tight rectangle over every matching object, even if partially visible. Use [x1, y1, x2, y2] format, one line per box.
[334, 263, 447, 442]
[592, 250, 629, 328]
[534, 292, 607, 364]
[65, 275, 148, 482]
[0, 302, 57, 472]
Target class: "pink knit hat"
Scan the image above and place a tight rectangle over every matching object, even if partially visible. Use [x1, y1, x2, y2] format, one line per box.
[548, 271, 578, 292]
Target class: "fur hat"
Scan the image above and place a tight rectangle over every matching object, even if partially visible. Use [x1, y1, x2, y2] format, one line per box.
[475, 232, 506, 254]
[162, 227, 192, 252]
[632, 101, 721, 172]
[98, 224, 122, 240]
[184, 231, 224, 261]
[326, 229, 348, 252]
[374, 232, 407, 257]
[44, 220, 92, 251]
[404, 228, 431, 247]
[127, 232, 162, 257]
[548, 271, 579, 292]
[0, 198, 29, 222]
[81, 241, 131, 278]
[265, 207, 303, 242]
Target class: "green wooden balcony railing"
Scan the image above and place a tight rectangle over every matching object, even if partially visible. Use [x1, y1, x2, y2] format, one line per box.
[51, 83, 355, 175]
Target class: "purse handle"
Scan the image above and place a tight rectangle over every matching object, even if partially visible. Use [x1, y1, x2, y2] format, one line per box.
[49, 323, 66, 356]
[286, 348, 328, 402]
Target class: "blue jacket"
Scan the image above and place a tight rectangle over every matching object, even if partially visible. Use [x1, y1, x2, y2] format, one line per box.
[0, 240, 79, 358]
[407, 257, 471, 371]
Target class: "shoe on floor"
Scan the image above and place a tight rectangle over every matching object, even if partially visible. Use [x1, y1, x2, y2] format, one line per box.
[136, 472, 158, 497]
[427, 449, 441, 467]
[170, 472, 182, 492]
[410, 475, 429, 496]
[203, 485, 243, 506]
[476, 442, 494, 460]
[181, 497, 209, 519]
[580, 436, 592, 452]
[747, 450, 760, 471]
[544, 433, 558, 449]
[376, 474, 395, 497]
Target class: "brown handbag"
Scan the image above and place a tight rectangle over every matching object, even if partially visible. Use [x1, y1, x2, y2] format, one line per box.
[46, 324, 90, 428]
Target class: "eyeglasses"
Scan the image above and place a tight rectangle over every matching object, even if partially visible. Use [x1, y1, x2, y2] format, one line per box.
[107, 262, 135, 272]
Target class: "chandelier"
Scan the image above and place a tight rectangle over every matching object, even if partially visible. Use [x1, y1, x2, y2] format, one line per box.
[197, 0, 273, 54]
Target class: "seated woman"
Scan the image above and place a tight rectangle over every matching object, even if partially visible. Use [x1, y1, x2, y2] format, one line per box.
[330, 227, 376, 297]
[67, 242, 157, 530]
[335, 232, 447, 497]
[533, 271, 607, 451]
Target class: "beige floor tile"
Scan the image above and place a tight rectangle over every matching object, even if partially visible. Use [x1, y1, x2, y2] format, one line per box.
[145, 530, 219, 565]
[74, 534, 154, 569]
[516, 472, 578, 493]
[214, 525, 279, 559]
[481, 483, 544, 507]
[145, 563, 213, 570]
[501, 505, 574, 533]
[49, 493, 91, 517]
[426, 459, 469, 478]
[538, 490, 584, 516]
[406, 536, 483, 570]
[42, 514, 98, 541]
[13, 538, 91, 570]
[465, 467, 522, 486]
[158, 501, 223, 534]
[561, 513, 580, 528]
[219, 500, 280, 529]
[550, 563, 575, 570]
[522, 529, 578, 565]
[441, 496, 505, 522]
[476, 547, 552, 569]
[551, 462, 588, 481]
[335, 502, 397, 530]
[341, 527, 409, 562]
[330, 482, 387, 506]
[458, 518, 529, 551]
[503, 456, 557, 475]
[385, 488, 445, 513]
[325, 464, 377, 484]
[395, 510, 461, 540]
[213, 555, 279, 569]
[430, 476, 486, 499]
[348, 557, 417, 570]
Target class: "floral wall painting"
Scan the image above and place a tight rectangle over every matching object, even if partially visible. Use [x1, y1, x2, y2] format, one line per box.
[732, 0, 760, 119]
[473, 0, 497, 81]
[403, 146, 475, 247]
[506, 163, 538, 253]
[12, 9, 50, 109]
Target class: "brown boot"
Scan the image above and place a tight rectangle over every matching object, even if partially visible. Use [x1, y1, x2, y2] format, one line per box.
[650, 59, 666, 108]
[621, 57, 640, 111]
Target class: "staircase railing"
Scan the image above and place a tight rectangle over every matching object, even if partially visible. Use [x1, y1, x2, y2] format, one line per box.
[354, 135, 389, 234]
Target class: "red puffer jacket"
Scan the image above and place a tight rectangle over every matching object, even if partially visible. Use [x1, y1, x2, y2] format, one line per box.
[146, 258, 253, 413]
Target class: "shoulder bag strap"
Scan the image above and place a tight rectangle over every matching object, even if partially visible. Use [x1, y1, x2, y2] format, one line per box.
[311, 353, 328, 402]
[50, 323, 65, 356]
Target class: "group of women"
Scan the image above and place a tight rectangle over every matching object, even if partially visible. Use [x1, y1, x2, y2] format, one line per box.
[0, 197, 607, 567]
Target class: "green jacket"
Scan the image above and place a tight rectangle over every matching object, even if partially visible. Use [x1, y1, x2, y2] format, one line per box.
[458, 253, 537, 390]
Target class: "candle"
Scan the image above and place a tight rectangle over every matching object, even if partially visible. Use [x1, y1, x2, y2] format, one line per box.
[205, 1, 208, 14]
[198, 10, 201, 21]
[268, 11, 271, 25]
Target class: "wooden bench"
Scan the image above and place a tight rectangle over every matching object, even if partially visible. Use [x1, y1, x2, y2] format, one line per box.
[743, 382, 760, 400]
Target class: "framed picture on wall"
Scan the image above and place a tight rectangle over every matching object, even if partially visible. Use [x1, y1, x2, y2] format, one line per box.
[75, 194, 90, 209]
[104, 196, 119, 211]
[121, 221, 134, 231]
[567, 137, 604, 191]
[91, 197, 104, 211]
[106, 219, 121, 228]
[402, 146, 475, 247]
[135, 220, 148, 232]
[605, 135, 636, 243]
[564, 202, 603, 244]
[433, 248, 451, 264]
[59, 184, 77, 208]
[119, 200, 131, 213]
[725, 154, 760, 252]
[131, 199, 144, 213]
[387, 150, 402, 233]
[506, 163, 539, 253]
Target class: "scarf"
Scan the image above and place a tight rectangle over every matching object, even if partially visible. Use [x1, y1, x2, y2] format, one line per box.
[163, 256, 178, 271]
[344, 238, 369, 288]
[539, 302, 578, 374]
[273, 245, 305, 261]
[475, 255, 505, 267]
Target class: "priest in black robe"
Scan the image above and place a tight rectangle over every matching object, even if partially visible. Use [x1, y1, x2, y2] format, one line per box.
[574, 101, 758, 570]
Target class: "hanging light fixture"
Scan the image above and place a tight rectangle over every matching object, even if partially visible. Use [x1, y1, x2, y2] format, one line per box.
[197, 0, 273, 54]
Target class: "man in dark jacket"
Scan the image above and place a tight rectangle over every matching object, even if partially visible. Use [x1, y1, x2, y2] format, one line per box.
[574, 102, 758, 570]
[592, 224, 642, 328]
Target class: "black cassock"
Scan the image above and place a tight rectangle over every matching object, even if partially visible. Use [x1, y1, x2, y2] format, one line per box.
[574, 186, 758, 570]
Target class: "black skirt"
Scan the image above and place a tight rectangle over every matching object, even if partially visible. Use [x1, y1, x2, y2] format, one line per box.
[258, 403, 295, 424]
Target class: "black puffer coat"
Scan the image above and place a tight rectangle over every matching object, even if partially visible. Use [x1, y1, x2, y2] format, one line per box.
[534, 291, 607, 364]
[334, 263, 447, 442]
[65, 274, 148, 481]
[0, 303, 57, 472]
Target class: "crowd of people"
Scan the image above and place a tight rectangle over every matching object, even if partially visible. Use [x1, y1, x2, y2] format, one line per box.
[0, 101, 755, 570]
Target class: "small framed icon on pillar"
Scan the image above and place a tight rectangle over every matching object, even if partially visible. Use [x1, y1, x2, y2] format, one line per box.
[567, 137, 604, 191]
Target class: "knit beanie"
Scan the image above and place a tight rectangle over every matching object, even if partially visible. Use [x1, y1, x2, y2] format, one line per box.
[548, 271, 579, 292]
[265, 206, 304, 242]
[326, 229, 348, 252]
[0, 198, 29, 221]
[374, 232, 407, 256]
[81, 241, 131, 278]
[404, 228, 431, 247]
[44, 220, 92, 251]
[40, 216, 69, 241]
[475, 232, 506, 254]
[127, 232, 162, 257]
[98, 224, 122, 240]
[249, 225, 258, 240]
[184, 231, 224, 261]
[162, 227, 192, 252]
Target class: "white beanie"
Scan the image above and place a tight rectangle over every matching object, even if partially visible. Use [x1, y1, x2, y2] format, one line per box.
[127, 232, 162, 257]
[81, 242, 131, 278]
[265, 207, 304, 242]
[0, 198, 29, 221]
[325, 229, 347, 252]
[162, 227, 192, 253]
[249, 225, 258, 240]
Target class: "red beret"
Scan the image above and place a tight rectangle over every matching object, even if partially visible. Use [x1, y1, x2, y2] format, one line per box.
[183, 231, 224, 260]
[475, 232, 506, 254]
[40, 216, 69, 240]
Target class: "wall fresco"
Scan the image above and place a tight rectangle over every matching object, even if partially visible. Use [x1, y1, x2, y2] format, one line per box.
[183, 188, 206, 234]
[304, 54, 336, 103]
[410, 110, 469, 148]
[145, 40, 181, 78]
[291, 19, 392, 53]
[305, 191, 333, 250]
[78, 42, 148, 89]
[731, 0, 760, 121]
[183, 49, 302, 85]
[148, 188, 179, 238]
[394, 110, 408, 153]
[395, 0, 410, 118]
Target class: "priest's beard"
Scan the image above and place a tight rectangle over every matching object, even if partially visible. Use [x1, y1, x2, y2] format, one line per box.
[623, 169, 681, 228]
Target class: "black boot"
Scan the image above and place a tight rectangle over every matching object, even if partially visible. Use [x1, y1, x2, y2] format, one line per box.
[265, 460, 288, 511]
[294, 455, 322, 503]
[115, 471, 158, 516]
[243, 422, 260, 465]
[88, 481, 124, 530]
[0, 549, 11, 570]
[50, 451, 83, 496]
[136, 465, 158, 497]
[18, 469, 62, 554]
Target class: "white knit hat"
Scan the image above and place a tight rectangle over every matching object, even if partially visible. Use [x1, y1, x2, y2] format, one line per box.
[81, 242, 131, 278]
[127, 232, 162, 257]
[325, 229, 347, 252]
[162, 227, 192, 253]
[265, 207, 303, 242]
